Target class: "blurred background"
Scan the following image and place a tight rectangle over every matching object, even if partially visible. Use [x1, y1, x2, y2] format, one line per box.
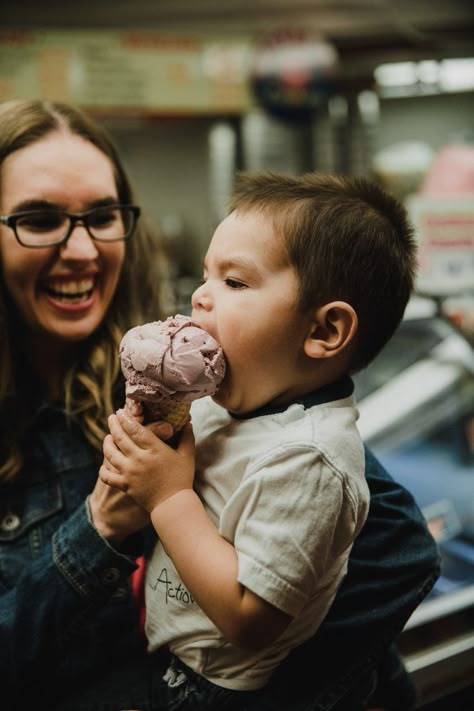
[1, 2, 473, 707]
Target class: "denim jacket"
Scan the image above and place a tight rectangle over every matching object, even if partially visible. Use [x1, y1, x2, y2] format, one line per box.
[0, 405, 145, 710]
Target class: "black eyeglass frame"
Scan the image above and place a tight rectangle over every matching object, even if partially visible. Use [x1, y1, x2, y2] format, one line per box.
[0, 204, 141, 248]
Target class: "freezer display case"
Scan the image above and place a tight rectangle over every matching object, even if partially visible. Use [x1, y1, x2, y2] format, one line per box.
[354, 296, 474, 705]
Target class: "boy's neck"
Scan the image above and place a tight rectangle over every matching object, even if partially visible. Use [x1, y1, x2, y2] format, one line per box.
[229, 375, 354, 420]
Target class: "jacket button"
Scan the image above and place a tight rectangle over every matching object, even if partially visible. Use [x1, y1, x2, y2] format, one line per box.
[112, 585, 128, 600]
[1, 513, 21, 532]
[101, 567, 120, 585]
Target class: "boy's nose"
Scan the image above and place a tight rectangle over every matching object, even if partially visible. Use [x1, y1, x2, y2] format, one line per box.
[191, 282, 211, 311]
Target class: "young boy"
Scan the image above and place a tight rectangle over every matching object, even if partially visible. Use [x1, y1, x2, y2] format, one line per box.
[100, 171, 417, 707]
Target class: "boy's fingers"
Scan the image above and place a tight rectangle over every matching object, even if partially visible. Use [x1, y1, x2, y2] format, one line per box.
[125, 399, 144, 421]
[102, 455, 119, 474]
[99, 464, 127, 492]
[103, 433, 121, 464]
[177, 421, 195, 456]
[108, 413, 140, 454]
[115, 409, 156, 450]
[103, 432, 129, 469]
[147, 421, 174, 440]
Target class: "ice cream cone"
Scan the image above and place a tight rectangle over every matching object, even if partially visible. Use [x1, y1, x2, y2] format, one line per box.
[141, 399, 190, 431]
[120, 315, 225, 434]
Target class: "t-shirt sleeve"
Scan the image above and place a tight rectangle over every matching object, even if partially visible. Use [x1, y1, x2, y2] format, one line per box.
[223, 445, 363, 617]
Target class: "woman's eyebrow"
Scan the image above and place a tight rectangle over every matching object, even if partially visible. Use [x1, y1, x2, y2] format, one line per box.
[86, 197, 121, 210]
[8, 196, 119, 214]
[9, 199, 60, 213]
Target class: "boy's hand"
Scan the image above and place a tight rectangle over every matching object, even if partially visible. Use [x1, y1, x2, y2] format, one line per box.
[124, 398, 176, 441]
[99, 409, 195, 513]
[124, 398, 144, 422]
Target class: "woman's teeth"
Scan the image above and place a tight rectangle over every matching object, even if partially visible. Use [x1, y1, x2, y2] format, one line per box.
[45, 279, 94, 303]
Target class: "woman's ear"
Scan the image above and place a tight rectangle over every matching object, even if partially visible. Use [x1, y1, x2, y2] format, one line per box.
[304, 301, 358, 359]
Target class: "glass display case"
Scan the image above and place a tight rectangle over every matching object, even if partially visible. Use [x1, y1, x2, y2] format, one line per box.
[354, 296, 474, 705]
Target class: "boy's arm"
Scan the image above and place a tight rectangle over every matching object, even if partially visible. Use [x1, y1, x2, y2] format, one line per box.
[100, 410, 292, 650]
[152, 487, 292, 649]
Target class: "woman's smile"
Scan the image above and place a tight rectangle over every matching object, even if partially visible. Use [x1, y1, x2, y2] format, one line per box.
[0, 130, 126, 345]
[40, 273, 98, 309]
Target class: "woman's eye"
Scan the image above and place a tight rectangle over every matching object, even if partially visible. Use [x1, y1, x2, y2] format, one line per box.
[225, 278, 246, 289]
[18, 212, 63, 232]
[88, 210, 117, 228]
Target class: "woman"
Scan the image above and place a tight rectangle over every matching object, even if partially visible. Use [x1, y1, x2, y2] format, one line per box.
[0, 99, 167, 709]
[0, 99, 438, 711]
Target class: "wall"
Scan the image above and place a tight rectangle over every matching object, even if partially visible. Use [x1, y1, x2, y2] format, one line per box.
[99, 90, 473, 290]
[104, 115, 216, 277]
[376, 91, 474, 151]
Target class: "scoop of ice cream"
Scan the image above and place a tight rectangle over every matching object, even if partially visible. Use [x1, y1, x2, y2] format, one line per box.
[120, 314, 225, 406]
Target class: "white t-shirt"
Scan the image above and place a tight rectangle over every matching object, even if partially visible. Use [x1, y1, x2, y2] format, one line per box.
[145, 386, 369, 690]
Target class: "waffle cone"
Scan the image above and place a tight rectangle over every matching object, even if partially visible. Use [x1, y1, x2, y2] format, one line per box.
[141, 400, 190, 431]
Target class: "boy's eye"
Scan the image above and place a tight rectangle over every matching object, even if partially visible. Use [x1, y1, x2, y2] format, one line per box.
[225, 278, 246, 289]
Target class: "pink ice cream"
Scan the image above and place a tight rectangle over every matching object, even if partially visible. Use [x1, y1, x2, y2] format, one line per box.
[120, 315, 225, 417]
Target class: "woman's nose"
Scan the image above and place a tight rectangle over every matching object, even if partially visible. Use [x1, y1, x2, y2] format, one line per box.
[60, 224, 99, 260]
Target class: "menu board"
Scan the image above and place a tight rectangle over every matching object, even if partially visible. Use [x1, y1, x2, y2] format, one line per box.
[408, 195, 474, 296]
[0, 30, 253, 113]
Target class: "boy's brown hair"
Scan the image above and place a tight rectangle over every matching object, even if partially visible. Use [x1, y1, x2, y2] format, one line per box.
[229, 171, 417, 372]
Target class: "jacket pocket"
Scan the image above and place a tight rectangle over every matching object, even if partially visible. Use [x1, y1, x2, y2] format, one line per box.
[0, 477, 63, 587]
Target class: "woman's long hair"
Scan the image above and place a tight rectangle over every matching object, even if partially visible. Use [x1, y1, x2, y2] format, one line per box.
[0, 100, 166, 483]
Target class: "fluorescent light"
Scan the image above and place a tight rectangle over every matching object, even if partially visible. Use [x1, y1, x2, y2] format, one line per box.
[374, 57, 474, 95]
[374, 62, 418, 87]
[439, 58, 474, 92]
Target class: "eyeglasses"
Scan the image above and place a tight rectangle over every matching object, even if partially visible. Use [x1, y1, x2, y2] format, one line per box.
[0, 204, 141, 248]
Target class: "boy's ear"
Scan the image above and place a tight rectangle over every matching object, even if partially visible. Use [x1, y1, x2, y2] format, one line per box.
[304, 301, 358, 359]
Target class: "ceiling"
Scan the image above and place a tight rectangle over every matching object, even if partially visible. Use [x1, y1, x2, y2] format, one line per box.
[3, 0, 474, 73]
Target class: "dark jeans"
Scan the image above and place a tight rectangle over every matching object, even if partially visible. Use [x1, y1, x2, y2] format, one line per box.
[55, 652, 261, 711]
[53, 646, 415, 711]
